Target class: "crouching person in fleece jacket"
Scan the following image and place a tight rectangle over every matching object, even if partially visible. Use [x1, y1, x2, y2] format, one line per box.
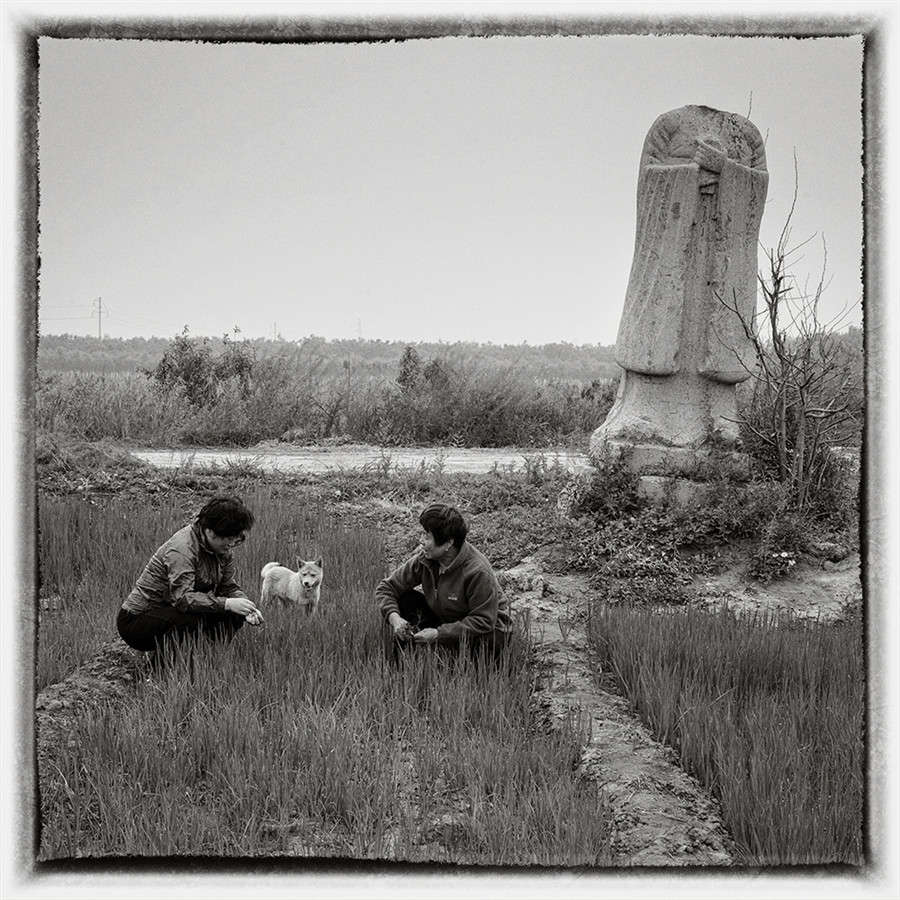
[376, 503, 513, 662]
[116, 495, 264, 656]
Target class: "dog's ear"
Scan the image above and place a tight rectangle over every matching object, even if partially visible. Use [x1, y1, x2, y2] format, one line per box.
[315, 556, 323, 569]
[296, 556, 304, 570]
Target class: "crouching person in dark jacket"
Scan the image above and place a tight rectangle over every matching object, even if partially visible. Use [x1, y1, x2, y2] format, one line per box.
[116, 495, 264, 655]
[376, 503, 513, 662]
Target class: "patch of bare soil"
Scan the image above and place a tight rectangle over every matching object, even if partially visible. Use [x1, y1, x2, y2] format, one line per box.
[689, 552, 861, 623]
[501, 556, 734, 867]
[36, 642, 145, 752]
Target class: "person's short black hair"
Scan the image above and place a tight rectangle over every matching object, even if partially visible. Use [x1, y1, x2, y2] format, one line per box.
[197, 495, 255, 537]
[419, 503, 468, 549]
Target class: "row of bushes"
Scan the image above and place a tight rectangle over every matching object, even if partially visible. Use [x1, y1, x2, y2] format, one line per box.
[35, 365, 616, 448]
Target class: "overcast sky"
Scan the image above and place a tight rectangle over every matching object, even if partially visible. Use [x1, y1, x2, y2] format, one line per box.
[36, 32, 863, 345]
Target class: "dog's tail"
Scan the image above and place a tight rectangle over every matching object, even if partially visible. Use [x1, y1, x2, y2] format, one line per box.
[261, 561, 281, 579]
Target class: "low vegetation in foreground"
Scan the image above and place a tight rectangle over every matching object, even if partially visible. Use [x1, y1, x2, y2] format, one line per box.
[36, 435, 863, 867]
[37, 485, 611, 864]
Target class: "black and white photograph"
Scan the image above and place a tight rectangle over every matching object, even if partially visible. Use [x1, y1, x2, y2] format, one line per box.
[2, 2, 897, 898]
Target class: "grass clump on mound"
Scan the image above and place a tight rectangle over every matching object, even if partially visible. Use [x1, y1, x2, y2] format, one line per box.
[563, 451, 858, 601]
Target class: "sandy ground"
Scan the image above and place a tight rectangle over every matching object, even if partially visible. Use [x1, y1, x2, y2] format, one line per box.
[690, 554, 861, 622]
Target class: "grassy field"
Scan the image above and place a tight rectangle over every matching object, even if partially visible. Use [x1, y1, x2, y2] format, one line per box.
[37, 486, 612, 864]
[36, 455, 864, 867]
[37, 485, 382, 691]
[587, 603, 864, 866]
[35, 463, 575, 690]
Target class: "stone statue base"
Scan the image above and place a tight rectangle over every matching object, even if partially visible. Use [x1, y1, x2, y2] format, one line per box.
[591, 368, 745, 450]
[588, 437, 750, 506]
[589, 439, 750, 478]
[589, 369, 750, 505]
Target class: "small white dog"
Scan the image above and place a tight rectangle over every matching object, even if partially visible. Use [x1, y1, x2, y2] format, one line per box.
[260, 557, 324, 615]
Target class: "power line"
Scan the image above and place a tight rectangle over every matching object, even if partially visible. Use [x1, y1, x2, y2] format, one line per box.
[39, 315, 94, 320]
[106, 315, 189, 335]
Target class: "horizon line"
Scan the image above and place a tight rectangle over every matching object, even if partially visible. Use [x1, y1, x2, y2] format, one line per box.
[37, 331, 622, 349]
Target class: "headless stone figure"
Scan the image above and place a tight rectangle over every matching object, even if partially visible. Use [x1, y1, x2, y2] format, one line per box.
[590, 105, 768, 475]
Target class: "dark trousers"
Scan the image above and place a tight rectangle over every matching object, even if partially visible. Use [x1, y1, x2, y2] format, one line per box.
[382, 589, 511, 664]
[117, 604, 244, 653]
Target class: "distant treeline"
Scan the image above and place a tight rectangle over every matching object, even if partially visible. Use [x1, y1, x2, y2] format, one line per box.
[37, 333, 620, 382]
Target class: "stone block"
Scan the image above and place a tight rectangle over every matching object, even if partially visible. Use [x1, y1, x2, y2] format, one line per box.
[637, 476, 713, 506]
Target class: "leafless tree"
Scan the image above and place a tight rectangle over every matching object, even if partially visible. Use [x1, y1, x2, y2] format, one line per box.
[716, 155, 862, 509]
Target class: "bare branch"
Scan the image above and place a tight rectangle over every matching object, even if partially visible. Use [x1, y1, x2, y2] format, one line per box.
[728, 414, 776, 448]
[731, 151, 862, 504]
[776, 149, 800, 256]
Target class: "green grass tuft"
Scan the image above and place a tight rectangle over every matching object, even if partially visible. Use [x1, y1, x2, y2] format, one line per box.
[587, 602, 864, 865]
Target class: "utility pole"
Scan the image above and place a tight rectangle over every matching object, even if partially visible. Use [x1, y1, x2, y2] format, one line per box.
[92, 296, 104, 339]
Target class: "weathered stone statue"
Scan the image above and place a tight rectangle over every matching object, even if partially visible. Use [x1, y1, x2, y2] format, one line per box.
[590, 105, 768, 490]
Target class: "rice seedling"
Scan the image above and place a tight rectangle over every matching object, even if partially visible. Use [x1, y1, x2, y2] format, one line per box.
[37, 487, 613, 864]
[37, 497, 178, 690]
[587, 602, 864, 865]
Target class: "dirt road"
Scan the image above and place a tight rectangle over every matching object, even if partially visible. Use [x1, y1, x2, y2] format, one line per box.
[131, 444, 592, 475]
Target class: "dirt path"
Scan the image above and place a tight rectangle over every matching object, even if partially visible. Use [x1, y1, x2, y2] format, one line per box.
[35, 641, 147, 856]
[501, 556, 734, 866]
[130, 443, 592, 475]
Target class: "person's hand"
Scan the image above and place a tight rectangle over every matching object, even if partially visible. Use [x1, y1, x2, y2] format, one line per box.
[245, 609, 265, 627]
[388, 612, 413, 641]
[225, 596, 260, 619]
[693, 138, 726, 173]
[412, 628, 438, 645]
